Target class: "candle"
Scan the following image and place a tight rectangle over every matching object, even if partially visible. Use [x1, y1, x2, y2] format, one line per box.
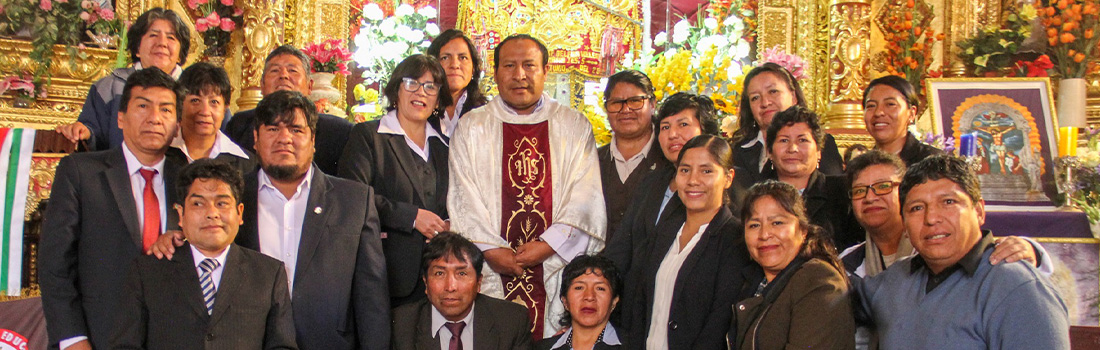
[959, 133, 976, 157]
[1059, 127, 1079, 157]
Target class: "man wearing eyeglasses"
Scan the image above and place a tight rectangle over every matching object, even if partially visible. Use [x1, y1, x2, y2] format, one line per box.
[596, 70, 667, 239]
[841, 150, 1052, 350]
[447, 34, 606, 339]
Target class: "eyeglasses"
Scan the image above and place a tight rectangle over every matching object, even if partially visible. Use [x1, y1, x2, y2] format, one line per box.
[604, 95, 651, 113]
[401, 77, 440, 96]
[849, 181, 900, 200]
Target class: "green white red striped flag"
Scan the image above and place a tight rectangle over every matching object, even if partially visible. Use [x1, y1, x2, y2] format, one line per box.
[0, 128, 35, 296]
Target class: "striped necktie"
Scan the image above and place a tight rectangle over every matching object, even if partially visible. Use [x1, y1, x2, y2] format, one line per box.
[199, 258, 220, 315]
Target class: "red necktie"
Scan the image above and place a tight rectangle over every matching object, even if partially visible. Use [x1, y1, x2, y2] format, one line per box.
[444, 321, 465, 350]
[139, 169, 160, 252]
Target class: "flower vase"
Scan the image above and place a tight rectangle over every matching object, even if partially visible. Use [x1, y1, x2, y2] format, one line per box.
[310, 72, 341, 103]
[1058, 78, 1088, 127]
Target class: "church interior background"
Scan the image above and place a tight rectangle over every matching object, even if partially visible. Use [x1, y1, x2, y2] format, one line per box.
[3, 0, 1100, 345]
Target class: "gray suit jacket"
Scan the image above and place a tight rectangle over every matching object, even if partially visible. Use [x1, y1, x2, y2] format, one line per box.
[38, 149, 183, 349]
[391, 294, 532, 350]
[111, 243, 298, 350]
[237, 166, 389, 350]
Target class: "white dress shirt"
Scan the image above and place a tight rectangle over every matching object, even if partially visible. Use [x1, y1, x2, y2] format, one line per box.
[256, 167, 313, 295]
[121, 143, 167, 233]
[610, 130, 655, 183]
[646, 223, 709, 350]
[191, 244, 230, 291]
[740, 131, 769, 172]
[440, 91, 469, 138]
[377, 110, 447, 161]
[170, 130, 251, 163]
[431, 301, 475, 350]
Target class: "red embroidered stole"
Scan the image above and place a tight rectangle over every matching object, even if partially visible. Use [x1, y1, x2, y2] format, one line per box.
[500, 121, 552, 339]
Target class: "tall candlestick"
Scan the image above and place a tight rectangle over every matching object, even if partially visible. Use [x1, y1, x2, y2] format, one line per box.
[1059, 127, 1079, 157]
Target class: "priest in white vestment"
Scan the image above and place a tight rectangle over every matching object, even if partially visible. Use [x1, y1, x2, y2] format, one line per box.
[447, 34, 606, 339]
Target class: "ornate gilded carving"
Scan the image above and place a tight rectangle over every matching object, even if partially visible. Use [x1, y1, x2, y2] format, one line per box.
[26, 155, 63, 221]
[0, 39, 117, 128]
[824, 0, 871, 129]
[238, 0, 285, 110]
[942, 0, 1002, 73]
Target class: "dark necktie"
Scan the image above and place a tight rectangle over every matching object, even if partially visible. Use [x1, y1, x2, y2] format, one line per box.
[444, 321, 466, 350]
[199, 258, 220, 315]
[139, 169, 160, 252]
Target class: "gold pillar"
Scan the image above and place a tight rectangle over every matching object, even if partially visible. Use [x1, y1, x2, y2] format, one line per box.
[823, 0, 871, 130]
[237, 0, 285, 111]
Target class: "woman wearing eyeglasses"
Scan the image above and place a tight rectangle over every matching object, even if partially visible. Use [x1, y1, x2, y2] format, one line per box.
[337, 54, 453, 307]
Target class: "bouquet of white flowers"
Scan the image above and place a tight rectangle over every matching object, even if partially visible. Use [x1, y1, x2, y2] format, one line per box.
[352, 3, 440, 86]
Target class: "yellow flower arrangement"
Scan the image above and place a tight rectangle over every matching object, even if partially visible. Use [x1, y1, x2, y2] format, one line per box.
[582, 105, 614, 146]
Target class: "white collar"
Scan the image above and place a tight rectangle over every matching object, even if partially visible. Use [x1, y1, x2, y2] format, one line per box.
[550, 324, 622, 348]
[121, 142, 166, 176]
[741, 130, 765, 148]
[190, 243, 230, 266]
[444, 91, 469, 121]
[498, 94, 547, 115]
[430, 301, 475, 338]
[134, 62, 183, 79]
[258, 166, 314, 197]
[377, 110, 446, 145]
[171, 130, 251, 162]
[610, 129, 655, 162]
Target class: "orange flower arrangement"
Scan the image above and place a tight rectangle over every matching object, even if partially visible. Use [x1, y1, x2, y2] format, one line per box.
[877, 0, 943, 111]
[1040, 0, 1100, 77]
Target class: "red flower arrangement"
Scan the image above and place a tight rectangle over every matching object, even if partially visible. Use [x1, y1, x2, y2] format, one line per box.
[303, 38, 354, 75]
[1011, 55, 1056, 77]
[187, 0, 243, 57]
[1039, 0, 1100, 78]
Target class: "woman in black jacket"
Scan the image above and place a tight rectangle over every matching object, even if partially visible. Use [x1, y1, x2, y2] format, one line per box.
[627, 135, 749, 350]
[862, 75, 943, 166]
[337, 54, 453, 307]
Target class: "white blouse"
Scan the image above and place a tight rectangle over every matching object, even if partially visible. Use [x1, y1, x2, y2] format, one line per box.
[645, 223, 709, 350]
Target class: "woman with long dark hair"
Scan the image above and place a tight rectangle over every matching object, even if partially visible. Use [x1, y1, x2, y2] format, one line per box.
[426, 29, 488, 137]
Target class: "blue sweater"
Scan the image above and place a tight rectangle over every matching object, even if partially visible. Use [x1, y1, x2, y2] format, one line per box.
[858, 234, 1069, 349]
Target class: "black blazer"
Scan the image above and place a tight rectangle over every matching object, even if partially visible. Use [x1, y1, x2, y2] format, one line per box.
[896, 132, 944, 166]
[800, 170, 862, 251]
[627, 207, 749, 350]
[38, 149, 183, 349]
[166, 146, 258, 175]
[391, 294, 533, 350]
[597, 139, 669, 240]
[237, 167, 390, 350]
[111, 243, 297, 350]
[733, 133, 844, 188]
[225, 109, 353, 175]
[337, 120, 449, 306]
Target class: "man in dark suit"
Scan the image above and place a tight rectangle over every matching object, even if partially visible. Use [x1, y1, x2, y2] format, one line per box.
[112, 159, 296, 350]
[224, 44, 352, 175]
[39, 68, 186, 350]
[596, 70, 668, 240]
[392, 232, 532, 350]
[155, 90, 389, 350]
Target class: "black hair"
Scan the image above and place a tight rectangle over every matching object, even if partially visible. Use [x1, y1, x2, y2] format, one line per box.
[863, 75, 920, 110]
[732, 62, 807, 144]
[843, 144, 870, 167]
[383, 54, 453, 112]
[177, 62, 233, 115]
[493, 34, 549, 69]
[175, 158, 244, 205]
[655, 92, 720, 137]
[899, 154, 982, 211]
[426, 29, 488, 116]
[252, 90, 318, 134]
[741, 180, 847, 283]
[420, 231, 485, 279]
[263, 45, 312, 79]
[845, 149, 905, 186]
[127, 8, 191, 66]
[764, 106, 825, 153]
[556, 254, 622, 327]
[603, 70, 656, 103]
[676, 134, 735, 203]
[119, 68, 182, 113]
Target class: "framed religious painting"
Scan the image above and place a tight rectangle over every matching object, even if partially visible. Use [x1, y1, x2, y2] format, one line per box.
[926, 77, 1059, 209]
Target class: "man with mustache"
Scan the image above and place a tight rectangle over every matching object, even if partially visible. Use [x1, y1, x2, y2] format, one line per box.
[40, 68, 187, 350]
[448, 34, 606, 339]
[224, 45, 353, 175]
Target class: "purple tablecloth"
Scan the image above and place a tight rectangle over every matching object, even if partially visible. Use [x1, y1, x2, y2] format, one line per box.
[982, 210, 1092, 238]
